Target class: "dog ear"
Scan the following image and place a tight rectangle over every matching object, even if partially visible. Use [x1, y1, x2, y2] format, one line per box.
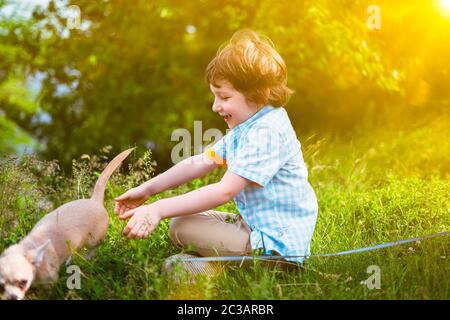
[26, 240, 51, 268]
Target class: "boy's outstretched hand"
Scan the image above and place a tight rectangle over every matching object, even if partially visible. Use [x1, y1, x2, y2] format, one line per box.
[114, 185, 150, 218]
[120, 204, 162, 239]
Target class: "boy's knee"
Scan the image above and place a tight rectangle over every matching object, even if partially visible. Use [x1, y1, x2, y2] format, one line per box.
[169, 216, 190, 248]
[168, 217, 180, 245]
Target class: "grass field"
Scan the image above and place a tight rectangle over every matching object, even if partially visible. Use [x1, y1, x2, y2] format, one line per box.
[1, 116, 449, 300]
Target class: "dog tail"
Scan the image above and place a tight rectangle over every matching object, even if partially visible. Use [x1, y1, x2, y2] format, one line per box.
[91, 147, 135, 203]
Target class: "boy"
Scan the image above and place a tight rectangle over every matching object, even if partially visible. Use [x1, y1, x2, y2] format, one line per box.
[115, 29, 318, 275]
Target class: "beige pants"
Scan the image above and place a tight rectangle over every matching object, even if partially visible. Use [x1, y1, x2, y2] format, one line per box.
[168, 211, 302, 271]
[169, 210, 252, 257]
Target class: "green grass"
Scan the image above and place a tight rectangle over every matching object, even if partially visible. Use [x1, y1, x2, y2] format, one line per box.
[0, 117, 449, 299]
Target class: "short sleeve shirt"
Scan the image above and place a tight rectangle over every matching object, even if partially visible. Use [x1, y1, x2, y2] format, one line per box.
[205, 105, 318, 263]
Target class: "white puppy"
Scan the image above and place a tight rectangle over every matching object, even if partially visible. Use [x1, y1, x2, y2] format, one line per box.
[0, 148, 134, 300]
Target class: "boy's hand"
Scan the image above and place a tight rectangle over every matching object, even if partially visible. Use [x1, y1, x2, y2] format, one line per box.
[114, 185, 150, 217]
[121, 204, 162, 239]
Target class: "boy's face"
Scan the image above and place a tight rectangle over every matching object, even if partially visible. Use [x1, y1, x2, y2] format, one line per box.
[210, 80, 259, 129]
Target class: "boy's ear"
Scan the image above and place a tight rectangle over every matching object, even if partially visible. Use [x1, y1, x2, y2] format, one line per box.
[26, 240, 51, 268]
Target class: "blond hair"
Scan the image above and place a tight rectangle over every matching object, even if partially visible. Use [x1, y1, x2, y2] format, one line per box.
[206, 29, 293, 107]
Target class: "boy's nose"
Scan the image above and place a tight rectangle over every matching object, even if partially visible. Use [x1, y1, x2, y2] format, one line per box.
[212, 101, 221, 113]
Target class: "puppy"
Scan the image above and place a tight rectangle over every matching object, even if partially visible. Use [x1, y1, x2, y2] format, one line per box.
[0, 148, 134, 300]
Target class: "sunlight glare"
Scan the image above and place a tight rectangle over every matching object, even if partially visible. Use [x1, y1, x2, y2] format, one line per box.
[440, 0, 450, 13]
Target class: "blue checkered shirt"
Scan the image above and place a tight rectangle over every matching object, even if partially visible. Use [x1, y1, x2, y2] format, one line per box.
[205, 105, 318, 263]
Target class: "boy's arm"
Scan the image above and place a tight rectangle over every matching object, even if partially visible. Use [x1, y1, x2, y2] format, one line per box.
[121, 171, 251, 238]
[156, 170, 250, 219]
[141, 153, 220, 196]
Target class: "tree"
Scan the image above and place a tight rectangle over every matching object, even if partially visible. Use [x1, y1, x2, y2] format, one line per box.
[2, 0, 448, 171]
[0, 0, 39, 154]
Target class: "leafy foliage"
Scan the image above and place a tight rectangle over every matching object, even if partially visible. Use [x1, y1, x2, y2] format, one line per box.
[0, 0, 448, 170]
